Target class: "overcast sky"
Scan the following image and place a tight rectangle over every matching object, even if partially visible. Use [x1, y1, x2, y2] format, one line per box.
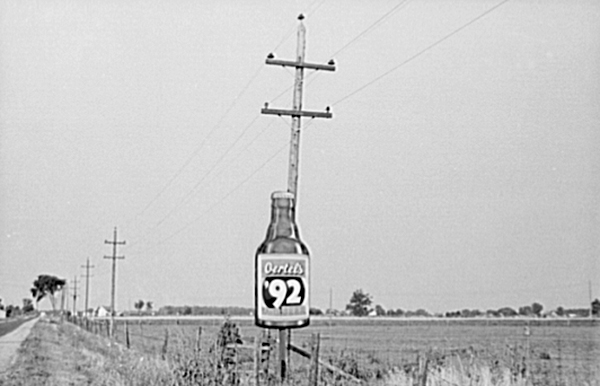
[1, 0, 598, 314]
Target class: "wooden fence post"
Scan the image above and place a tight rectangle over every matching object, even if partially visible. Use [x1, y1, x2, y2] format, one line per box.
[195, 326, 202, 356]
[418, 355, 429, 386]
[255, 330, 263, 386]
[161, 328, 169, 360]
[308, 333, 320, 386]
[125, 321, 130, 349]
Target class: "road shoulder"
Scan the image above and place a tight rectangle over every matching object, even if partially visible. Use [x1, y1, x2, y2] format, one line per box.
[0, 317, 39, 374]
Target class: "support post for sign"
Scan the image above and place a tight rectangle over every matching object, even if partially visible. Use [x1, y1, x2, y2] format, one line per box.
[309, 333, 320, 386]
[254, 331, 262, 386]
[261, 14, 335, 382]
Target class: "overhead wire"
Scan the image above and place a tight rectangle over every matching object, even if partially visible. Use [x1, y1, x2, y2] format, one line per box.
[296, 0, 414, 105]
[127, 6, 333, 249]
[128, 140, 289, 255]
[128, 0, 508, 255]
[124, 15, 317, 248]
[124, 64, 264, 230]
[146, 114, 263, 233]
[130, 0, 406, 252]
[128, 118, 317, 256]
[330, 0, 412, 59]
[332, 0, 511, 107]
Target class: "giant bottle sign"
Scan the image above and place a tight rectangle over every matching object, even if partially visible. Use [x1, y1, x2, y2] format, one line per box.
[255, 192, 310, 329]
[256, 254, 309, 323]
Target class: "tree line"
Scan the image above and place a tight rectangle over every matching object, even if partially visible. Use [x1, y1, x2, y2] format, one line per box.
[343, 288, 600, 318]
[3, 277, 599, 319]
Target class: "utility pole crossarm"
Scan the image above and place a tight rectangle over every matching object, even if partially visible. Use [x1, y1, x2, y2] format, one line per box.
[261, 107, 332, 119]
[104, 227, 126, 338]
[265, 58, 336, 72]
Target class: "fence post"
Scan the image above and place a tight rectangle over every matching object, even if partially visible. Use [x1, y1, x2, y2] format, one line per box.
[105, 320, 110, 337]
[195, 326, 202, 356]
[161, 328, 169, 359]
[418, 355, 429, 386]
[265, 330, 272, 386]
[125, 321, 130, 349]
[309, 333, 320, 386]
[255, 330, 263, 386]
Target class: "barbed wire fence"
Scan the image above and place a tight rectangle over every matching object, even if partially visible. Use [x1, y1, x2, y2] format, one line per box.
[65, 315, 599, 386]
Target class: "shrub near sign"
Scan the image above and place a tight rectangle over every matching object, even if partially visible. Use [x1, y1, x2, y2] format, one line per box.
[256, 253, 309, 327]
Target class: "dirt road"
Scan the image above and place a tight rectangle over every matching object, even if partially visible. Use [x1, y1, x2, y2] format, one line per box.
[0, 317, 38, 374]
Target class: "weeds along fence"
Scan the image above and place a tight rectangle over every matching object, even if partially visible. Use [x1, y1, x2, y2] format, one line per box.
[66, 316, 600, 386]
[66, 315, 361, 386]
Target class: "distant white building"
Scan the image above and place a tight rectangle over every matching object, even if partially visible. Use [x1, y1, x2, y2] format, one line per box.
[95, 306, 113, 317]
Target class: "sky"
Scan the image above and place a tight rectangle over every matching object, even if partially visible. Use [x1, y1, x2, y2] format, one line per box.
[1, 0, 598, 315]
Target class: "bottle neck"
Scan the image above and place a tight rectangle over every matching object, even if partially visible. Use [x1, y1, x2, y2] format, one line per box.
[265, 202, 300, 240]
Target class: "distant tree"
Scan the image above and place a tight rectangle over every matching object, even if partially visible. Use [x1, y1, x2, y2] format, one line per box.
[30, 274, 66, 310]
[134, 300, 145, 314]
[531, 302, 543, 317]
[414, 309, 430, 317]
[374, 304, 386, 316]
[518, 305, 533, 316]
[497, 307, 517, 317]
[459, 309, 482, 318]
[556, 306, 565, 316]
[387, 308, 404, 317]
[592, 299, 600, 317]
[345, 289, 373, 317]
[6, 305, 20, 318]
[0, 298, 3, 311]
[146, 301, 153, 312]
[182, 305, 192, 315]
[309, 307, 323, 316]
[22, 298, 34, 313]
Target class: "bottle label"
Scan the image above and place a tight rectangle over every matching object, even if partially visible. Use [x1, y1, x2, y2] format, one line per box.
[256, 253, 309, 326]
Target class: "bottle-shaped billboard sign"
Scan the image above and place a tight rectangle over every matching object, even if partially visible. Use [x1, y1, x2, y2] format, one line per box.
[255, 191, 310, 329]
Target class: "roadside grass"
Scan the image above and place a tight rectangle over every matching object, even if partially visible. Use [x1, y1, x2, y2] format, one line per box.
[2, 316, 598, 385]
[0, 316, 172, 386]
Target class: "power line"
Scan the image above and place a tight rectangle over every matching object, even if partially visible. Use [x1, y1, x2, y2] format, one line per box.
[333, 0, 511, 107]
[330, 0, 412, 59]
[128, 140, 290, 256]
[148, 114, 263, 233]
[127, 116, 316, 257]
[124, 65, 265, 230]
[125, 17, 323, 236]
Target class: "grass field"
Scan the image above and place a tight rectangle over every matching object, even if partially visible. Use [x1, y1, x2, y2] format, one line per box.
[93, 316, 599, 385]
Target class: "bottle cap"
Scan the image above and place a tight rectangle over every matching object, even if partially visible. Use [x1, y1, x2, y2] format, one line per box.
[271, 191, 295, 200]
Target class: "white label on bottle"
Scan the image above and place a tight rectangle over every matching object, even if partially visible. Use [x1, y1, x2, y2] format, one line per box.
[256, 254, 309, 325]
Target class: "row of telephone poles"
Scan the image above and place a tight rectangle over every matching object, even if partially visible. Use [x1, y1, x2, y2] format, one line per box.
[62, 227, 125, 338]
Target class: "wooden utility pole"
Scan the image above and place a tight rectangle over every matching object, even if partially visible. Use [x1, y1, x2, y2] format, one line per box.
[104, 227, 125, 337]
[261, 14, 335, 381]
[71, 276, 79, 316]
[81, 257, 94, 317]
[589, 280, 593, 319]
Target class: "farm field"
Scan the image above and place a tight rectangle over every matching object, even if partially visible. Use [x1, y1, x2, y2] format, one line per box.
[97, 316, 599, 385]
